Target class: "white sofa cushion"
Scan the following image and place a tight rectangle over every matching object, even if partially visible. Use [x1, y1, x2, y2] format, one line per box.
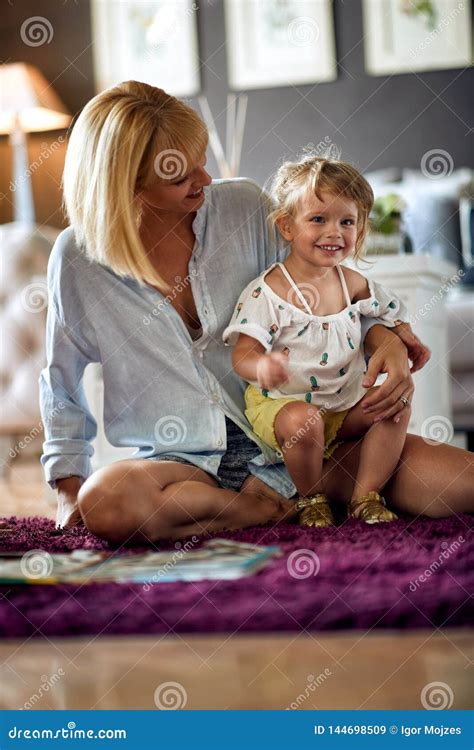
[0, 222, 59, 432]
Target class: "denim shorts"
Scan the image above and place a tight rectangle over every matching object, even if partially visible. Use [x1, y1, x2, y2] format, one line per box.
[152, 416, 261, 492]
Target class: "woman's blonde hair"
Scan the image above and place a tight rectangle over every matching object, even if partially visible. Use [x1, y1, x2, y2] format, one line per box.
[268, 152, 374, 259]
[63, 80, 208, 290]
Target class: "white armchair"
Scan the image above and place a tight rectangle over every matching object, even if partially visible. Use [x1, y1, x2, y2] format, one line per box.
[0, 222, 59, 475]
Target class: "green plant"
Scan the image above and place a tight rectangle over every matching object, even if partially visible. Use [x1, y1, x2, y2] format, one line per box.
[370, 193, 406, 235]
[401, 0, 437, 30]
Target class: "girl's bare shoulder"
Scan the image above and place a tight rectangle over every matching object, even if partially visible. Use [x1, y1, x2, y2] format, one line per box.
[341, 265, 370, 302]
[262, 265, 289, 298]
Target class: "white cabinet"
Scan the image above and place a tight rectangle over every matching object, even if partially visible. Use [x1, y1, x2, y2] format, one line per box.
[346, 254, 458, 437]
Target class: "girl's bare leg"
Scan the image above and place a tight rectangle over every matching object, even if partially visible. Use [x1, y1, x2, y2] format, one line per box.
[321, 433, 474, 517]
[337, 397, 411, 501]
[274, 402, 325, 497]
[77, 459, 298, 545]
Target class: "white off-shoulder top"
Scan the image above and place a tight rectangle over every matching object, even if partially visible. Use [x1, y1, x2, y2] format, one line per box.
[223, 262, 408, 412]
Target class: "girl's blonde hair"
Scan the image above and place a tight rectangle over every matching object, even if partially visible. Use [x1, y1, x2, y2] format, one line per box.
[63, 80, 208, 291]
[268, 152, 374, 259]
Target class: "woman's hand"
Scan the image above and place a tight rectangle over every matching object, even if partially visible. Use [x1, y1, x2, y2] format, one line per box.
[55, 476, 84, 529]
[256, 352, 289, 390]
[361, 326, 414, 422]
[392, 322, 431, 373]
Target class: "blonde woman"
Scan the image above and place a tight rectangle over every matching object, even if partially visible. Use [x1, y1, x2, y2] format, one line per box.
[40, 81, 473, 544]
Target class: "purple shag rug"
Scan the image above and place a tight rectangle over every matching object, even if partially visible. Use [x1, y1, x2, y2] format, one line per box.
[0, 514, 472, 639]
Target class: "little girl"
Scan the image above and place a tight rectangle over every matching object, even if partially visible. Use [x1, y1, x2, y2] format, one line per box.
[223, 154, 412, 528]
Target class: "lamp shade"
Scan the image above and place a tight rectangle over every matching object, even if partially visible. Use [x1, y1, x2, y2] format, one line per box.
[0, 63, 71, 134]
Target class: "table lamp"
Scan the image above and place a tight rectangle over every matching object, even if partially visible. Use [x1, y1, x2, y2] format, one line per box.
[0, 63, 72, 224]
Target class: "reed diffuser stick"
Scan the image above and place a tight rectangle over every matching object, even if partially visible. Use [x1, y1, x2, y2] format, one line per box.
[226, 93, 236, 172]
[198, 95, 231, 178]
[232, 94, 248, 177]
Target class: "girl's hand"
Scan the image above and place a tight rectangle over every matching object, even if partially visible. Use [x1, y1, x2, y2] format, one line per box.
[256, 353, 289, 390]
[392, 322, 431, 373]
[361, 336, 414, 422]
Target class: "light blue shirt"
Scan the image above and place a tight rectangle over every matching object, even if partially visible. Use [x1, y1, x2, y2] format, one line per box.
[39, 179, 376, 498]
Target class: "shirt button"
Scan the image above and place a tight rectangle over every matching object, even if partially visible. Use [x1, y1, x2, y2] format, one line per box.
[216, 439, 223, 447]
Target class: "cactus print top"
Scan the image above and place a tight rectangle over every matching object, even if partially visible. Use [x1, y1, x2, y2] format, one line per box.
[223, 262, 408, 411]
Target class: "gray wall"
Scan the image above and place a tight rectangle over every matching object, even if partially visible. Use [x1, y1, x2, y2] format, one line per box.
[1, 0, 472, 225]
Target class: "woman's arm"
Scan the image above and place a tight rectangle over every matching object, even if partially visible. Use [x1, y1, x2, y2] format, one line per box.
[360, 324, 415, 422]
[347, 267, 431, 374]
[389, 321, 431, 372]
[40, 298, 98, 528]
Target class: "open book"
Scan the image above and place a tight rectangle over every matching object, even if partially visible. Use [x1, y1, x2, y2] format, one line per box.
[0, 539, 281, 585]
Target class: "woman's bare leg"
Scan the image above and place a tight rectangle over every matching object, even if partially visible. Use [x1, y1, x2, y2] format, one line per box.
[77, 459, 297, 545]
[321, 433, 474, 517]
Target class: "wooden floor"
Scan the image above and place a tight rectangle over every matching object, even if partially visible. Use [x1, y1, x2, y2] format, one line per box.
[1, 458, 472, 711]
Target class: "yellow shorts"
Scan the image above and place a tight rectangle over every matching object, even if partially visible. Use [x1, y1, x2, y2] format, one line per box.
[244, 384, 350, 460]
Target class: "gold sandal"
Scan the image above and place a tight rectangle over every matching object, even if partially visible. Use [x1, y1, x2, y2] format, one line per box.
[296, 494, 335, 528]
[349, 491, 398, 524]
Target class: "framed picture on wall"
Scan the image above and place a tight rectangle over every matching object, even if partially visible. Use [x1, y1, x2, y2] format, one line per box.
[224, 0, 337, 90]
[91, 0, 200, 97]
[363, 0, 472, 75]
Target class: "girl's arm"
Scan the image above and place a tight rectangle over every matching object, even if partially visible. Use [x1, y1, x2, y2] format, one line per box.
[232, 333, 289, 389]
